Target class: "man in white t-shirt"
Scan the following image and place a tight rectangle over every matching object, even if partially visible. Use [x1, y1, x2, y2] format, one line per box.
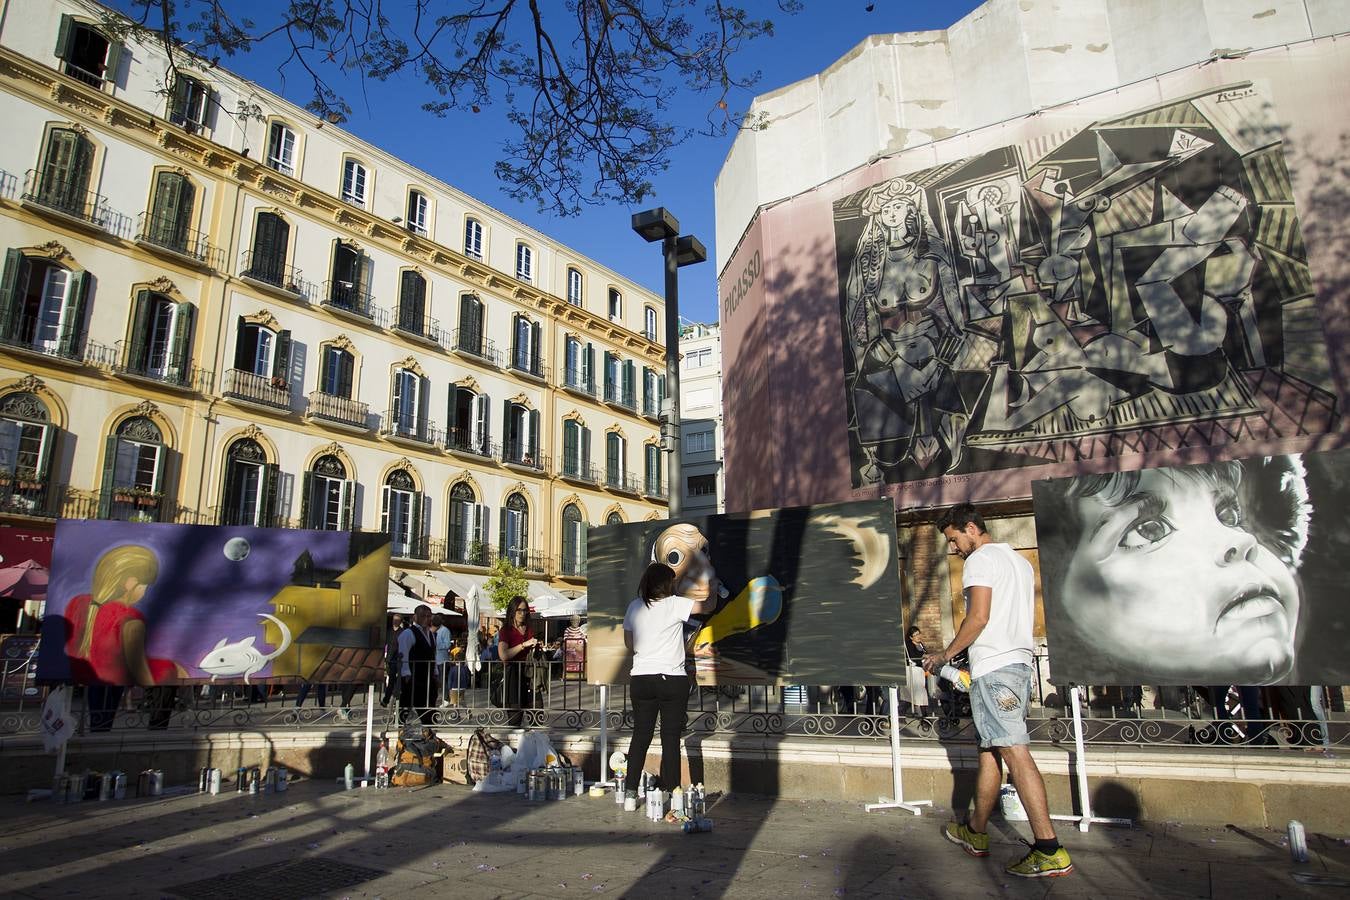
[923, 503, 1073, 879]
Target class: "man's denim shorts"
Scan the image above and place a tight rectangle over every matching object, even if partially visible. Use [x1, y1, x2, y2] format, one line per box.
[970, 663, 1033, 748]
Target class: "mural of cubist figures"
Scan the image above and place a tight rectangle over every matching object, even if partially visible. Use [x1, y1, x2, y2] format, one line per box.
[836, 84, 1339, 487]
[1033, 447, 1350, 686]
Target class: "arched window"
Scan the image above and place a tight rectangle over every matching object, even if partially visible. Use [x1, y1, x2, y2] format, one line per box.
[0, 249, 90, 359]
[220, 437, 276, 527]
[35, 127, 95, 220]
[561, 503, 586, 576]
[447, 482, 487, 565]
[500, 491, 529, 567]
[382, 468, 426, 559]
[55, 17, 120, 87]
[644, 305, 658, 341]
[341, 158, 368, 206]
[605, 431, 626, 487]
[396, 270, 427, 336]
[0, 391, 56, 515]
[644, 443, 663, 497]
[566, 267, 583, 305]
[101, 415, 166, 521]
[328, 240, 371, 315]
[389, 367, 428, 441]
[606, 511, 623, 526]
[463, 217, 483, 259]
[302, 453, 352, 530]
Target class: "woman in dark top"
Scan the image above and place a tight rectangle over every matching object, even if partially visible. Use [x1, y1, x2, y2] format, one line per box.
[497, 595, 539, 712]
[904, 625, 930, 717]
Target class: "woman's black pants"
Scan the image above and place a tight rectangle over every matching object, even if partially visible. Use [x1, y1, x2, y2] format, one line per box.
[624, 673, 689, 792]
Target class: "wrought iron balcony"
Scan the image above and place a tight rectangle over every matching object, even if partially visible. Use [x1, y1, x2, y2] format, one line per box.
[0, 169, 18, 201]
[113, 346, 212, 392]
[0, 313, 87, 365]
[560, 459, 600, 485]
[500, 546, 550, 575]
[393, 307, 440, 343]
[381, 410, 440, 446]
[449, 327, 500, 366]
[22, 169, 109, 229]
[507, 349, 548, 381]
[644, 478, 668, 500]
[606, 472, 644, 495]
[502, 441, 547, 474]
[603, 383, 637, 410]
[239, 251, 307, 298]
[562, 366, 598, 399]
[222, 368, 292, 410]
[391, 534, 431, 562]
[0, 475, 65, 518]
[135, 212, 223, 268]
[306, 391, 370, 430]
[642, 395, 660, 418]
[439, 539, 493, 568]
[322, 280, 381, 322]
[445, 426, 497, 460]
[96, 487, 170, 523]
[211, 504, 288, 529]
[559, 555, 587, 578]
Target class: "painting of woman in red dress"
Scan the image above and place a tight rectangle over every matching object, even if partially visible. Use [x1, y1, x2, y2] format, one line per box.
[63, 545, 179, 686]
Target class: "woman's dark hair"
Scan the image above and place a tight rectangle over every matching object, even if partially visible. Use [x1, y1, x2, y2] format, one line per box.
[638, 563, 678, 607]
[906, 625, 920, 638]
[505, 595, 529, 625]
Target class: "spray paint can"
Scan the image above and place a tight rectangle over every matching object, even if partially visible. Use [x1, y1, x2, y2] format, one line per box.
[669, 786, 684, 817]
[237, 767, 248, 793]
[650, 788, 665, 821]
[637, 771, 648, 800]
[344, 763, 355, 791]
[574, 767, 585, 796]
[695, 783, 706, 817]
[99, 772, 115, 801]
[1288, 820, 1309, 863]
[527, 770, 540, 801]
[682, 817, 714, 834]
[67, 773, 85, 803]
[208, 768, 222, 795]
[112, 771, 127, 800]
[247, 767, 260, 794]
[554, 770, 567, 801]
[137, 771, 152, 798]
[150, 770, 164, 796]
[198, 768, 210, 793]
[265, 768, 278, 793]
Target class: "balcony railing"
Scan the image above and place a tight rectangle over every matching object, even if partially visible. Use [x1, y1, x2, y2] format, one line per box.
[322, 280, 382, 323]
[22, 169, 109, 229]
[502, 441, 547, 473]
[501, 547, 550, 575]
[0, 313, 86, 364]
[0, 475, 65, 518]
[439, 539, 493, 568]
[113, 347, 212, 392]
[0, 169, 18, 201]
[393, 307, 440, 343]
[211, 504, 288, 529]
[135, 212, 223, 268]
[64, 62, 105, 87]
[560, 459, 600, 484]
[562, 366, 598, 399]
[97, 487, 170, 523]
[306, 391, 370, 430]
[644, 478, 668, 500]
[642, 396, 660, 418]
[603, 383, 637, 410]
[381, 411, 440, 446]
[239, 251, 307, 297]
[222, 368, 292, 410]
[445, 426, 497, 460]
[559, 555, 587, 578]
[391, 534, 432, 562]
[606, 472, 643, 495]
[507, 350, 547, 381]
[450, 328, 500, 366]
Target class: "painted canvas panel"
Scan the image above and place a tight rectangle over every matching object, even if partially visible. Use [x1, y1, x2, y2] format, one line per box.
[36, 521, 390, 686]
[586, 499, 906, 686]
[1032, 447, 1350, 686]
[835, 83, 1337, 490]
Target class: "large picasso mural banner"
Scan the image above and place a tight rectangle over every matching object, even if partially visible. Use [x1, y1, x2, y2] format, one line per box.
[36, 521, 391, 686]
[1033, 447, 1350, 687]
[585, 499, 906, 686]
[836, 84, 1338, 488]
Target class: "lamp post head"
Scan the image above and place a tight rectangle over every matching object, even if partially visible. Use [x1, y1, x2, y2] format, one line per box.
[631, 207, 680, 243]
[674, 235, 707, 268]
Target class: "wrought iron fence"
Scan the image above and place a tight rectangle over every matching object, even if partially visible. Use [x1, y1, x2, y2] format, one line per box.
[222, 368, 292, 410]
[22, 169, 109, 228]
[444, 426, 497, 460]
[239, 250, 307, 298]
[562, 367, 598, 399]
[502, 442, 548, 474]
[135, 212, 224, 268]
[306, 391, 370, 429]
[603, 383, 637, 409]
[381, 410, 440, 446]
[393, 307, 440, 342]
[449, 328, 500, 366]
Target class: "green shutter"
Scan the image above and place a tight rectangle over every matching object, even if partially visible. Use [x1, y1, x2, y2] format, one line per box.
[299, 471, 313, 528]
[498, 505, 508, 556]
[103, 41, 123, 84]
[581, 427, 591, 473]
[623, 361, 635, 403]
[55, 15, 73, 60]
[60, 269, 90, 358]
[273, 329, 291, 380]
[380, 484, 391, 538]
[98, 434, 119, 517]
[262, 462, 280, 527]
[606, 433, 619, 480]
[0, 250, 29, 343]
[338, 350, 353, 398]
[584, 343, 594, 391]
[125, 290, 152, 373]
[170, 302, 195, 385]
[341, 480, 354, 531]
[530, 321, 542, 370]
[563, 422, 577, 474]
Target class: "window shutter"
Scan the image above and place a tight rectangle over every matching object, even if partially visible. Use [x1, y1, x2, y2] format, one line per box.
[584, 343, 595, 390]
[340, 479, 354, 531]
[623, 361, 635, 401]
[417, 376, 429, 437]
[104, 41, 124, 84]
[169, 74, 190, 123]
[232, 316, 251, 370]
[607, 433, 619, 479]
[272, 329, 292, 380]
[413, 492, 427, 549]
[380, 484, 391, 538]
[262, 462, 280, 527]
[126, 290, 152, 372]
[528, 409, 539, 460]
[475, 503, 487, 547]
[337, 350, 353, 399]
[98, 434, 119, 517]
[149, 171, 183, 245]
[170, 302, 195, 384]
[581, 427, 591, 472]
[0, 250, 29, 343]
[530, 320, 542, 370]
[580, 518, 588, 568]
[475, 392, 489, 448]
[392, 371, 405, 424]
[563, 422, 577, 473]
[603, 352, 613, 391]
[60, 269, 91, 358]
[55, 15, 73, 60]
[498, 506, 508, 556]
[148, 444, 164, 498]
[299, 470, 314, 528]
[502, 399, 512, 452]
[511, 313, 521, 362]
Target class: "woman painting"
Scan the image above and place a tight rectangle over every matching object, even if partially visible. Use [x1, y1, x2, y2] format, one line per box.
[498, 595, 539, 713]
[621, 563, 716, 812]
[63, 544, 176, 687]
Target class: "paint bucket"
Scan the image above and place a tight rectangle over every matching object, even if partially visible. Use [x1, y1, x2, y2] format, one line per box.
[112, 771, 127, 800]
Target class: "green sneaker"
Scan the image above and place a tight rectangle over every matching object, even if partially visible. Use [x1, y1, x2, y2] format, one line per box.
[1006, 845, 1073, 878]
[942, 821, 990, 857]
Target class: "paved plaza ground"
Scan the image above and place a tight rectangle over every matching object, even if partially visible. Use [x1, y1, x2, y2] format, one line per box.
[0, 777, 1346, 899]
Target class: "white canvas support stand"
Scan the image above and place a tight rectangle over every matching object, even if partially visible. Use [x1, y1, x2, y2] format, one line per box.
[361, 684, 375, 786]
[598, 683, 610, 785]
[1047, 685, 1131, 832]
[865, 684, 932, 815]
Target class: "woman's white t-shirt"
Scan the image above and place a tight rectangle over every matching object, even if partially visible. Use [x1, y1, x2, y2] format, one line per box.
[624, 594, 696, 677]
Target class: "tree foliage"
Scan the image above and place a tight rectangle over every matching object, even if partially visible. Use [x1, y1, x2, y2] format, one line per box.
[115, 0, 800, 215]
[483, 556, 528, 612]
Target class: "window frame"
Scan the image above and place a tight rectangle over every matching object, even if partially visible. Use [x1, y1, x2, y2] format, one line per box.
[406, 189, 430, 236]
[341, 157, 368, 207]
[515, 242, 533, 282]
[266, 121, 298, 176]
[566, 267, 583, 306]
[608, 288, 622, 322]
[463, 217, 484, 259]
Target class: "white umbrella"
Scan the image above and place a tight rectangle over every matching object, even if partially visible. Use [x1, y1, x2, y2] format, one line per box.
[536, 596, 587, 619]
[465, 584, 482, 674]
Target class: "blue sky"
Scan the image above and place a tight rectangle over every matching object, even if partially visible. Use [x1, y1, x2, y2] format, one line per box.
[113, 1, 983, 324]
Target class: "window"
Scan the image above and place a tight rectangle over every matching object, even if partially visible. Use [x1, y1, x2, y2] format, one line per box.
[511, 313, 542, 376]
[396, 270, 427, 335]
[244, 211, 290, 287]
[220, 438, 277, 527]
[499, 492, 529, 567]
[608, 288, 622, 321]
[0, 391, 56, 514]
[168, 73, 210, 133]
[390, 368, 428, 441]
[502, 401, 539, 467]
[449, 386, 490, 455]
[685, 347, 713, 369]
[34, 127, 95, 220]
[456, 293, 484, 355]
[232, 319, 290, 380]
[515, 243, 533, 282]
[55, 17, 120, 87]
[564, 337, 594, 392]
[644, 306, 658, 341]
[566, 267, 583, 306]
[0, 250, 90, 359]
[381, 468, 425, 559]
[463, 218, 483, 259]
[125, 290, 195, 385]
[606, 511, 623, 526]
[266, 122, 297, 176]
[447, 482, 487, 565]
[642, 367, 664, 417]
[561, 503, 586, 576]
[328, 241, 371, 313]
[406, 190, 429, 236]
[99, 416, 166, 520]
[562, 419, 591, 479]
[341, 159, 367, 206]
[686, 429, 715, 454]
[687, 474, 717, 497]
[606, 432, 625, 486]
[144, 170, 196, 254]
[318, 345, 354, 398]
[604, 353, 634, 407]
[302, 454, 352, 531]
[644, 444, 663, 496]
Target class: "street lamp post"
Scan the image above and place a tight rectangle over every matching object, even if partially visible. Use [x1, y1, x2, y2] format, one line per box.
[631, 208, 706, 518]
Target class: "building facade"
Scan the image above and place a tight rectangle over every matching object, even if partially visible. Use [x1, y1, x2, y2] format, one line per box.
[0, 0, 670, 606]
[677, 318, 724, 514]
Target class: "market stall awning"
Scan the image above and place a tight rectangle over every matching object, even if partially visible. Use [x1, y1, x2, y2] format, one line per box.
[430, 571, 491, 600]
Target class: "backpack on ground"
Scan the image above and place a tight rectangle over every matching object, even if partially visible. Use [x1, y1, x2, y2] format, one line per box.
[465, 727, 503, 784]
[392, 723, 440, 786]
